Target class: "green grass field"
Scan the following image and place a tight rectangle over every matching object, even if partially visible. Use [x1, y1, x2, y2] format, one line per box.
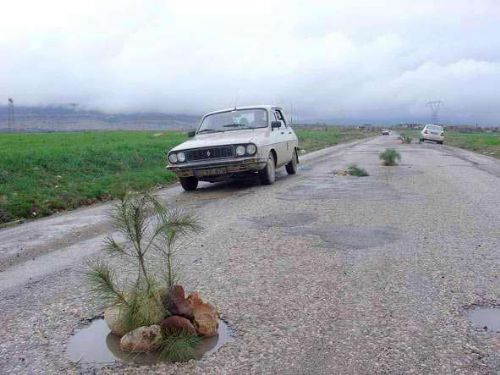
[0, 131, 185, 223]
[295, 127, 372, 153]
[443, 132, 500, 159]
[0, 128, 372, 224]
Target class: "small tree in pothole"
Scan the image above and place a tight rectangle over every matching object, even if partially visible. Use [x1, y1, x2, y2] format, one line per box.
[399, 133, 412, 144]
[347, 164, 369, 177]
[87, 192, 203, 360]
[379, 148, 401, 166]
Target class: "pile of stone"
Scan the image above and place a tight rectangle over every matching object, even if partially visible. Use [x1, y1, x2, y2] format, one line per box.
[104, 285, 219, 353]
[333, 169, 350, 176]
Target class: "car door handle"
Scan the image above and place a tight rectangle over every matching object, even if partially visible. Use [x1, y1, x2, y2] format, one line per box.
[288, 132, 292, 134]
[281, 131, 285, 134]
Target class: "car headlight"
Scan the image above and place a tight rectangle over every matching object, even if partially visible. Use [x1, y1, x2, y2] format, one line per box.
[168, 153, 178, 163]
[246, 144, 257, 155]
[235, 145, 246, 156]
[177, 151, 186, 162]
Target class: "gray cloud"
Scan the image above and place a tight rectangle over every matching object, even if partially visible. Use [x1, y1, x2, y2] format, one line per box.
[1, 0, 500, 124]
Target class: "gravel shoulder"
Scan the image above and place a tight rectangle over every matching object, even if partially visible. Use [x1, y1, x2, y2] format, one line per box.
[1, 135, 499, 374]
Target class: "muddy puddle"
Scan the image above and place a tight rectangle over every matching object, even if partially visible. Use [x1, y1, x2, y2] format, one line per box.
[67, 318, 231, 366]
[466, 307, 500, 333]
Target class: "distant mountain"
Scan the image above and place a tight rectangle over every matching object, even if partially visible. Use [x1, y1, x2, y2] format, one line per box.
[0, 105, 201, 132]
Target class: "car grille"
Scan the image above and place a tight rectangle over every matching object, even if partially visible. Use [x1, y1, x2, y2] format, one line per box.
[185, 146, 234, 162]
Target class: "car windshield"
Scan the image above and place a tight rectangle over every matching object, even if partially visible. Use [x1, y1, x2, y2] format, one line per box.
[198, 109, 268, 133]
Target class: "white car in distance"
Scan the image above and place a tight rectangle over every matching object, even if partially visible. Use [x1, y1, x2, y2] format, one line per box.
[420, 124, 444, 144]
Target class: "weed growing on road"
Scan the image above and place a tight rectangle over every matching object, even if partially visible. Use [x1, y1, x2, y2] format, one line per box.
[87, 192, 201, 332]
[399, 134, 412, 144]
[379, 148, 401, 166]
[347, 164, 369, 177]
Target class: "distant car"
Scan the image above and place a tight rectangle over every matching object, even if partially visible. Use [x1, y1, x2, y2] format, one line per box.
[382, 129, 390, 135]
[420, 124, 444, 144]
[166, 105, 299, 191]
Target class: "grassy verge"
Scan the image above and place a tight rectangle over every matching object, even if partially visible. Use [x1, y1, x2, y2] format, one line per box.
[0, 131, 185, 223]
[295, 127, 373, 153]
[444, 132, 500, 159]
[0, 127, 373, 223]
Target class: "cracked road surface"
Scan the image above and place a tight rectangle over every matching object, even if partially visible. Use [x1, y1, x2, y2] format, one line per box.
[1, 135, 499, 374]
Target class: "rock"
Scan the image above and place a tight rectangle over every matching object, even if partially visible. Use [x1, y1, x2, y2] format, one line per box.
[119, 325, 162, 353]
[187, 292, 219, 337]
[104, 306, 127, 336]
[164, 285, 193, 319]
[160, 315, 197, 335]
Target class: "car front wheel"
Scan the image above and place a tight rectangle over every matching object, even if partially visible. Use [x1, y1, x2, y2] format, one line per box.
[259, 153, 276, 185]
[179, 176, 198, 191]
[285, 149, 298, 175]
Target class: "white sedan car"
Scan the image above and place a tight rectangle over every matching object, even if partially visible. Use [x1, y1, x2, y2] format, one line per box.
[167, 105, 299, 191]
[420, 124, 444, 144]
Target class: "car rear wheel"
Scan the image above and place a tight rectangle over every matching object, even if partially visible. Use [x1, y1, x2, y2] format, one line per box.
[259, 153, 276, 185]
[179, 176, 198, 191]
[285, 149, 298, 175]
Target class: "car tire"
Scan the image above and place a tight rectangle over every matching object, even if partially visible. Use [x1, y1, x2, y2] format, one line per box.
[259, 153, 276, 185]
[285, 149, 298, 175]
[179, 176, 198, 191]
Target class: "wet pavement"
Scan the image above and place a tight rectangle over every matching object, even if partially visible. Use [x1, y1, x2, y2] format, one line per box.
[1, 135, 500, 374]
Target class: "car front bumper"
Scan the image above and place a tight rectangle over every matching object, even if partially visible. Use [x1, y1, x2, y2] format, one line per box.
[166, 157, 268, 178]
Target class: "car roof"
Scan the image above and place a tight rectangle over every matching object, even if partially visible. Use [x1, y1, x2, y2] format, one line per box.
[204, 105, 282, 116]
[425, 123, 443, 128]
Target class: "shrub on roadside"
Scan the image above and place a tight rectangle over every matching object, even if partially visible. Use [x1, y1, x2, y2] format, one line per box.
[379, 148, 401, 166]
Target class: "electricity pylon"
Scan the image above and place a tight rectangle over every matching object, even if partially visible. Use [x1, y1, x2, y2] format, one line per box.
[427, 100, 442, 124]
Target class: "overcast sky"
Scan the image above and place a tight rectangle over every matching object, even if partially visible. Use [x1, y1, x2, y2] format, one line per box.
[1, 0, 500, 124]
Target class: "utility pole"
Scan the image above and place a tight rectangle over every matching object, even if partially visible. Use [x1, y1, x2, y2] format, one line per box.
[7, 98, 15, 132]
[427, 100, 442, 124]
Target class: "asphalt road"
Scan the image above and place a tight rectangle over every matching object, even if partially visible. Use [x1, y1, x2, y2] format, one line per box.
[1, 135, 499, 374]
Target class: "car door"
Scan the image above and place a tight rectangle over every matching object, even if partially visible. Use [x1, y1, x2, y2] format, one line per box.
[275, 109, 296, 163]
[271, 109, 289, 166]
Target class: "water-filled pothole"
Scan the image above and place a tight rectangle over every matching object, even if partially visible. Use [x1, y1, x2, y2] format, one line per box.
[67, 318, 231, 366]
[467, 307, 500, 333]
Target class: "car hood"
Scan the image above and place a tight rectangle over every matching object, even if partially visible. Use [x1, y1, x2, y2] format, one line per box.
[171, 129, 262, 151]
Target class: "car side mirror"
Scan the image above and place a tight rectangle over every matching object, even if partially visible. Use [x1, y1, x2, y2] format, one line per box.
[271, 121, 281, 130]
[187, 130, 196, 137]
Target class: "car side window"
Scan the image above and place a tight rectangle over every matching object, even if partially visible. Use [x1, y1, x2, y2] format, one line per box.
[274, 110, 287, 128]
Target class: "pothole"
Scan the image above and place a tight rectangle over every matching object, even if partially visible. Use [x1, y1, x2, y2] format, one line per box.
[287, 225, 400, 250]
[466, 306, 500, 333]
[67, 318, 232, 366]
[246, 213, 318, 228]
[277, 178, 419, 202]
